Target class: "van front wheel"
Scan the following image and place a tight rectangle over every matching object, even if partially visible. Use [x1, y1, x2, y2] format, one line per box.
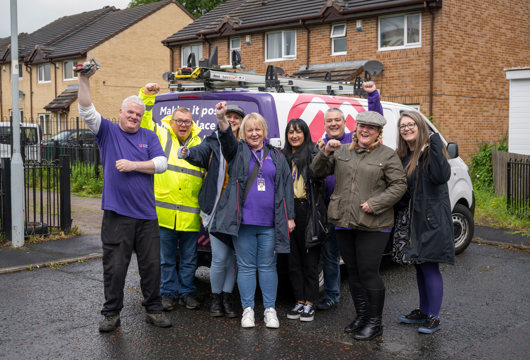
[452, 204, 474, 255]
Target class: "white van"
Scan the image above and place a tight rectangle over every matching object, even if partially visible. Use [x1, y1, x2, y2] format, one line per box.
[0, 122, 42, 162]
[151, 90, 475, 255]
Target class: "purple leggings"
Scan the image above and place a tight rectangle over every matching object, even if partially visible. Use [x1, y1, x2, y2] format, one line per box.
[415, 262, 443, 319]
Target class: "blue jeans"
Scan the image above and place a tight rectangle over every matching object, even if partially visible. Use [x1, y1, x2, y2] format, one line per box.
[159, 227, 198, 298]
[233, 225, 277, 309]
[209, 234, 236, 294]
[321, 225, 341, 302]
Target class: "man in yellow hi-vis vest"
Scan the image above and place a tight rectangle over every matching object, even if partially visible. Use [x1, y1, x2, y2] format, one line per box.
[139, 83, 204, 311]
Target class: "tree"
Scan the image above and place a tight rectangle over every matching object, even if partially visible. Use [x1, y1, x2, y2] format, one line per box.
[128, 0, 227, 18]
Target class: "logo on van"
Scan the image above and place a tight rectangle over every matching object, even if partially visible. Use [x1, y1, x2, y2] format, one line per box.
[286, 95, 366, 141]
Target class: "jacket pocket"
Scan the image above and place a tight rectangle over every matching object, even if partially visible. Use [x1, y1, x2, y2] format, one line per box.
[424, 208, 440, 230]
[327, 194, 341, 221]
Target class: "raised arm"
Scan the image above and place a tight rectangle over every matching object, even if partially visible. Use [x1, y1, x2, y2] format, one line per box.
[139, 83, 160, 132]
[363, 81, 384, 116]
[77, 62, 101, 134]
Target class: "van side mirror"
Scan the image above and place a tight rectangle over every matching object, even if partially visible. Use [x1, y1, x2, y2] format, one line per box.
[446, 142, 459, 159]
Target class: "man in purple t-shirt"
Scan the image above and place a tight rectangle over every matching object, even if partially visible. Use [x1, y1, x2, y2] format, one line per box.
[77, 63, 170, 333]
[315, 81, 384, 311]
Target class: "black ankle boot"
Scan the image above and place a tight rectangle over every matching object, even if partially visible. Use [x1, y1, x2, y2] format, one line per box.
[222, 292, 238, 318]
[354, 288, 385, 341]
[210, 293, 224, 317]
[344, 287, 368, 333]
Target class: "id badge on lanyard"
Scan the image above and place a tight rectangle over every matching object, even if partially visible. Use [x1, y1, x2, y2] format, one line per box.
[252, 148, 267, 192]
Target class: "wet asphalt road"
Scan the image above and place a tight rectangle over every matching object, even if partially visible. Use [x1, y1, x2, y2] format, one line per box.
[0, 242, 528, 360]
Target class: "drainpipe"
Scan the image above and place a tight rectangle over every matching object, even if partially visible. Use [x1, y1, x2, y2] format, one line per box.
[300, 20, 310, 70]
[25, 64, 32, 122]
[427, 3, 435, 117]
[53, 61, 58, 98]
[0, 65, 3, 118]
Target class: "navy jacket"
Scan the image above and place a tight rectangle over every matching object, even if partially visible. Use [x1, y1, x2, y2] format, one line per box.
[401, 133, 455, 265]
[184, 131, 225, 227]
[210, 128, 295, 253]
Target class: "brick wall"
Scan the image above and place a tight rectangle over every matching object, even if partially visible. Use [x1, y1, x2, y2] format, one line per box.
[168, 0, 530, 161]
[0, 2, 193, 136]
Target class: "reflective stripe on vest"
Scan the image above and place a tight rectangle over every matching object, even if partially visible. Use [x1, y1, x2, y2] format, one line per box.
[155, 200, 200, 214]
[167, 164, 203, 178]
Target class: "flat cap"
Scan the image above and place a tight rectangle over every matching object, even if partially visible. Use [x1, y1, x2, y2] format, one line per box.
[226, 104, 245, 118]
[355, 111, 387, 127]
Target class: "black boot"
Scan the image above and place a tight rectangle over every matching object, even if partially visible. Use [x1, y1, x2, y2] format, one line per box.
[210, 293, 224, 317]
[354, 288, 385, 341]
[222, 292, 238, 318]
[344, 287, 368, 333]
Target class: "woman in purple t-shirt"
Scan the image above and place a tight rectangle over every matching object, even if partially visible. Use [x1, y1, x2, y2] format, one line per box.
[210, 102, 295, 329]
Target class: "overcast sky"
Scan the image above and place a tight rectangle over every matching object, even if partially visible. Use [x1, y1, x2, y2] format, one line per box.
[1, 0, 131, 38]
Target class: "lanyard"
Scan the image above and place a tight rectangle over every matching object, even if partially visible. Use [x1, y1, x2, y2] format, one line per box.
[250, 147, 266, 178]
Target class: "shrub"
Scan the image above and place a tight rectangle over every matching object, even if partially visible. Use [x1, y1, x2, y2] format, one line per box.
[470, 136, 508, 191]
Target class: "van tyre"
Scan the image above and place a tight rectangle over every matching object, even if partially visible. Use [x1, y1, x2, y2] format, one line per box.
[452, 204, 474, 255]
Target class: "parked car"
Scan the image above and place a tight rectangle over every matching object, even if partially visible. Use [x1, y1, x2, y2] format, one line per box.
[0, 122, 42, 162]
[41, 129, 96, 161]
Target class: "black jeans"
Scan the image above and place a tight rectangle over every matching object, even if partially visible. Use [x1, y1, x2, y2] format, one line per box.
[336, 229, 389, 292]
[101, 210, 163, 315]
[289, 199, 321, 303]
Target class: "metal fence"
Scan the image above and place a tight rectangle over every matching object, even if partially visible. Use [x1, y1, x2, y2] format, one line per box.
[507, 158, 530, 218]
[1, 156, 72, 242]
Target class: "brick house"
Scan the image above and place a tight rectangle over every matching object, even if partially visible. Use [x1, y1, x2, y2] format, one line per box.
[160, 0, 530, 161]
[0, 0, 193, 138]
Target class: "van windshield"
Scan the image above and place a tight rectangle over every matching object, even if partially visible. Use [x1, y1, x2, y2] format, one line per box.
[0, 126, 39, 145]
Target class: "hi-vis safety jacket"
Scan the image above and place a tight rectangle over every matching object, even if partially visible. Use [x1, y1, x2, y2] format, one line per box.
[139, 88, 204, 231]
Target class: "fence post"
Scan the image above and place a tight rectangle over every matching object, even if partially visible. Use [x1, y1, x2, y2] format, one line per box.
[1, 158, 12, 241]
[507, 160, 512, 212]
[59, 155, 72, 232]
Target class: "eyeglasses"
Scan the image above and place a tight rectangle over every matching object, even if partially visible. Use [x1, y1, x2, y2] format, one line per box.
[174, 120, 192, 126]
[399, 122, 416, 131]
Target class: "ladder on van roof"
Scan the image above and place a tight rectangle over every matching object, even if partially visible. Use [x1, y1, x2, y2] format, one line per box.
[162, 47, 367, 96]
[165, 65, 366, 96]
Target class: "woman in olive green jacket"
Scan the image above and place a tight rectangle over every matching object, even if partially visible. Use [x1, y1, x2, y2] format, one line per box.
[312, 111, 406, 341]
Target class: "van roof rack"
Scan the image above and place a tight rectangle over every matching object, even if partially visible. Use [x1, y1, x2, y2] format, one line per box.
[162, 47, 367, 96]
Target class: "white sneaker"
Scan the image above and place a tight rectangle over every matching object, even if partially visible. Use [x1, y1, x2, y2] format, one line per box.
[264, 307, 279, 328]
[241, 307, 255, 328]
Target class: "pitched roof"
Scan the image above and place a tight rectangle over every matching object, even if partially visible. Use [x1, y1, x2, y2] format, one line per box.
[1, 0, 192, 64]
[44, 87, 79, 111]
[163, 0, 441, 46]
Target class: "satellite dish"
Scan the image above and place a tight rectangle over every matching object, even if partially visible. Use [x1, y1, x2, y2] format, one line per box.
[363, 60, 385, 75]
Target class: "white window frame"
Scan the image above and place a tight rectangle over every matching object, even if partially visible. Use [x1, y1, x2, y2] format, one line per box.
[39, 113, 52, 135]
[265, 30, 296, 61]
[181, 43, 203, 67]
[63, 60, 78, 81]
[9, 109, 24, 122]
[230, 36, 241, 55]
[38, 63, 51, 83]
[9, 63, 23, 82]
[331, 23, 347, 55]
[378, 13, 421, 51]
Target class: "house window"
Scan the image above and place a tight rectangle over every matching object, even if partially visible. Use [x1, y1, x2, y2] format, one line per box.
[331, 23, 347, 55]
[265, 30, 296, 61]
[39, 113, 52, 135]
[63, 60, 78, 81]
[230, 36, 241, 55]
[181, 43, 203, 67]
[379, 13, 421, 50]
[9, 109, 24, 122]
[9, 63, 23, 81]
[38, 63, 51, 83]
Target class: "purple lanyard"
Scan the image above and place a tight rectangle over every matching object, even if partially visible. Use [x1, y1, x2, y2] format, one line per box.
[251, 147, 266, 178]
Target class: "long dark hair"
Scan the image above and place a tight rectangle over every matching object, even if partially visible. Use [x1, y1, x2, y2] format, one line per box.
[396, 111, 448, 177]
[282, 118, 315, 180]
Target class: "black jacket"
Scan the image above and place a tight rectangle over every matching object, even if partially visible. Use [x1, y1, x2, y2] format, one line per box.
[400, 133, 455, 265]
